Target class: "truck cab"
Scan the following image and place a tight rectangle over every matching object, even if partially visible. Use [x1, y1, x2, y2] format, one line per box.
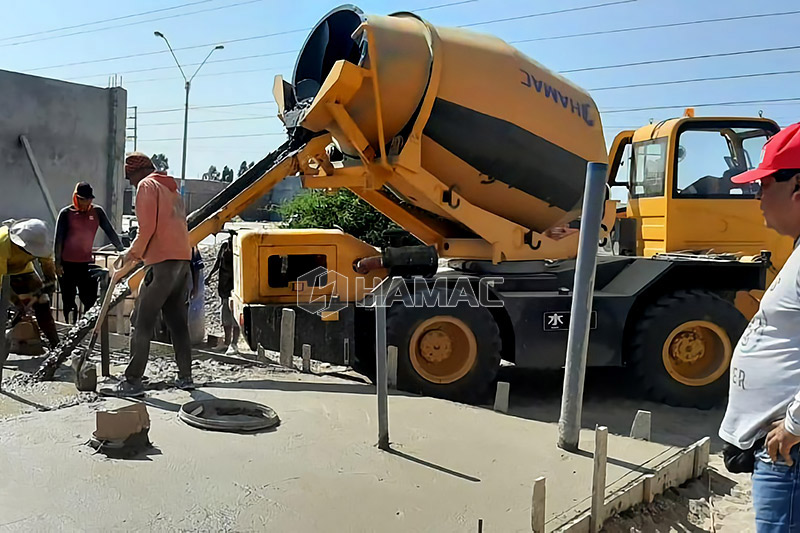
[609, 115, 794, 317]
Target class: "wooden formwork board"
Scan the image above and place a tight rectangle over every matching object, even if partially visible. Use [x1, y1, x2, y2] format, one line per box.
[554, 437, 710, 532]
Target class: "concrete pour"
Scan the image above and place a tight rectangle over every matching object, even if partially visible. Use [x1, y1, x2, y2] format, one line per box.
[0, 364, 688, 532]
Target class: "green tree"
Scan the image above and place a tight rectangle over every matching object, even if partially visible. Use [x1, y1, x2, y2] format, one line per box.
[151, 153, 169, 171]
[278, 189, 419, 248]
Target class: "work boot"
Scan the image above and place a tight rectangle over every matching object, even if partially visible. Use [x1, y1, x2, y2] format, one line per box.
[101, 380, 145, 398]
[225, 343, 239, 356]
[174, 376, 195, 391]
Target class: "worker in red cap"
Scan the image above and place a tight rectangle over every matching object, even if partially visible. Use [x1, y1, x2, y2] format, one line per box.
[105, 152, 193, 398]
[719, 122, 800, 530]
[54, 181, 124, 323]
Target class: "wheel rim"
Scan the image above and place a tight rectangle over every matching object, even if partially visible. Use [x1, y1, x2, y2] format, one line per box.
[408, 316, 477, 384]
[661, 320, 731, 386]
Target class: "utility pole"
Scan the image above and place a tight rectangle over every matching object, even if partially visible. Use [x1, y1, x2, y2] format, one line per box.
[557, 162, 608, 452]
[126, 106, 138, 151]
[154, 31, 223, 196]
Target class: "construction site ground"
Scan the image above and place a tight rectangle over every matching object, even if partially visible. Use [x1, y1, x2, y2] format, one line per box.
[0, 340, 752, 532]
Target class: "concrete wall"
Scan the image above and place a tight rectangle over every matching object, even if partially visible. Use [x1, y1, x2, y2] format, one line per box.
[0, 70, 127, 242]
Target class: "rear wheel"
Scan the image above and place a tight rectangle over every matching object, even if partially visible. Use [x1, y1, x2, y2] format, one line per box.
[387, 290, 501, 403]
[629, 290, 745, 409]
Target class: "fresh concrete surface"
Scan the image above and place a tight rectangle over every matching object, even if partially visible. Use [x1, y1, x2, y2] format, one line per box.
[0, 364, 686, 532]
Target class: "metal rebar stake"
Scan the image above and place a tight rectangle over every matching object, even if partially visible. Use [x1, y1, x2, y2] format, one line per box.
[373, 276, 401, 451]
[557, 162, 608, 452]
[0, 276, 12, 390]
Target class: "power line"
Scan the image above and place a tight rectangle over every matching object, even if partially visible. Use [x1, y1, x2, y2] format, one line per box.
[416, 0, 477, 11]
[563, 44, 800, 73]
[142, 132, 285, 142]
[0, 0, 217, 42]
[122, 66, 289, 85]
[458, 0, 635, 28]
[2, 0, 264, 48]
[25, 0, 472, 72]
[31, 37, 298, 74]
[602, 97, 800, 114]
[589, 69, 800, 92]
[510, 9, 800, 44]
[139, 116, 277, 127]
[138, 101, 276, 114]
[134, 95, 800, 118]
[72, 61, 291, 83]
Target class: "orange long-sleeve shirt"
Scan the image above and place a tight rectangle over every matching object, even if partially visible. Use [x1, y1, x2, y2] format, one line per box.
[128, 172, 191, 266]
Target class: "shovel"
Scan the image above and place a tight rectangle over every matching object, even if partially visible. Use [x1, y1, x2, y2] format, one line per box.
[75, 256, 126, 392]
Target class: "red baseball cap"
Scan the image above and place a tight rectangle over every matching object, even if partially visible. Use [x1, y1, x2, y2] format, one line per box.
[732, 122, 800, 184]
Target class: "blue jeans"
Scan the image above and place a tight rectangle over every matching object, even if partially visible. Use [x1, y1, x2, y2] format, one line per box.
[753, 444, 800, 532]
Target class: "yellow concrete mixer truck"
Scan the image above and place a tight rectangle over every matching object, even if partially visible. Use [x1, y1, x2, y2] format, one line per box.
[186, 6, 793, 408]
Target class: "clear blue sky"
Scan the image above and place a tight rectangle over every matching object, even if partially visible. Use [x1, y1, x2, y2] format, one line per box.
[5, 0, 800, 179]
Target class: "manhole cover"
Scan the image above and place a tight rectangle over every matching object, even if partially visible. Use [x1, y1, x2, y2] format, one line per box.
[179, 399, 280, 433]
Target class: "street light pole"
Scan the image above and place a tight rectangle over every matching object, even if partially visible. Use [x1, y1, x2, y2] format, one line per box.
[181, 80, 190, 196]
[154, 31, 223, 196]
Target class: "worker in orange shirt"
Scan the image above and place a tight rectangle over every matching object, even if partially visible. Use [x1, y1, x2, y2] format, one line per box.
[106, 153, 193, 398]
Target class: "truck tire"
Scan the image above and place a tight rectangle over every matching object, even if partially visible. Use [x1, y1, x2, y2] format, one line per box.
[386, 291, 501, 403]
[629, 289, 746, 409]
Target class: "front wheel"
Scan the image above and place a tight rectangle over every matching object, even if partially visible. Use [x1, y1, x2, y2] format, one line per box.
[628, 290, 746, 409]
[387, 290, 501, 403]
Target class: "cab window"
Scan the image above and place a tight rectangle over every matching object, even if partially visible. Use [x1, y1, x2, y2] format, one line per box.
[674, 127, 769, 198]
[630, 138, 667, 198]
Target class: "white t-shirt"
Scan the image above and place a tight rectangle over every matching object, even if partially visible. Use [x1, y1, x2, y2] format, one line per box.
[719, 242, 800, 449]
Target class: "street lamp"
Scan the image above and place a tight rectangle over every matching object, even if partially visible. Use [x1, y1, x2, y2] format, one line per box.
[154, 31, 223, 195]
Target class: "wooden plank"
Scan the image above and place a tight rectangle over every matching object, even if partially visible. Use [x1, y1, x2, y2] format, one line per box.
[494, 381, 510, 413]
[387, 345, 398, 389]
[693, 437, 710, 478]
[591, 426, 608, 533]
[629, 410, 651, 440]
[602, 477, 645, 522]
[257, 344, 268, 364]
[0, 276, 11, 390]
[100, 314, 110, 377]
[559, 440, 708, 532]
[279, 308, 295, 368]
[531, 476, 546, 533]
[302, 343, 312, 373]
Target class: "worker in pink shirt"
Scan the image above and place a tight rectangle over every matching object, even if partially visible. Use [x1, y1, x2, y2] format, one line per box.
[108, 153, 193, 397]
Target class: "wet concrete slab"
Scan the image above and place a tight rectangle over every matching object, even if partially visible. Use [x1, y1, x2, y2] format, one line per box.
[0, 369, 693, 532]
